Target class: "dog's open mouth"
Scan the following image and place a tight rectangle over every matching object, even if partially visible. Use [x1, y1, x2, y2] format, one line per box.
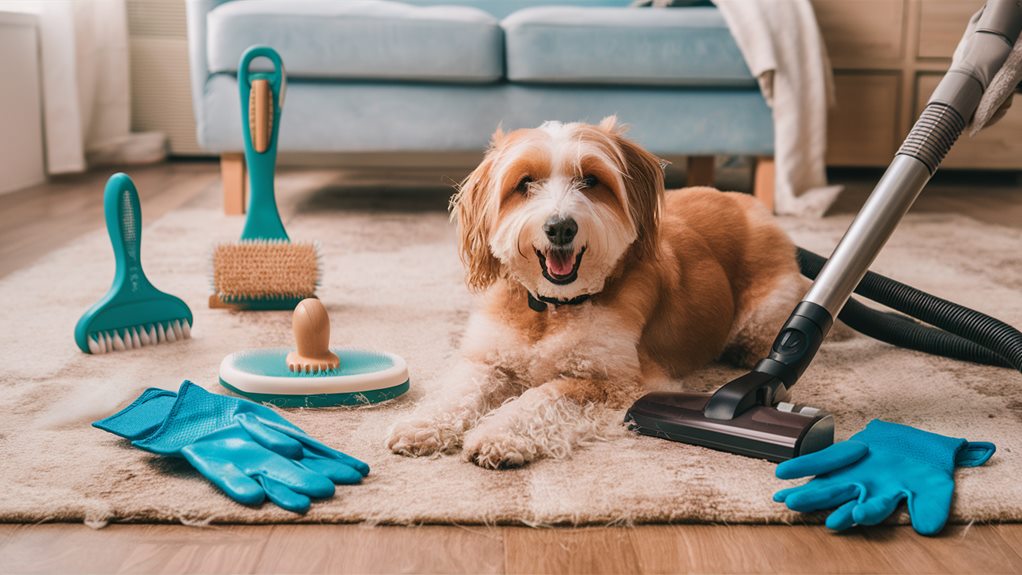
[537, 246, 586, 285]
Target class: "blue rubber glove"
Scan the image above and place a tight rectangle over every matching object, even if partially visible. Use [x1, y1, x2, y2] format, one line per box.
[774, 420, 994, 535]
[94, 387, 177, 440]
[94, 381, 369, 513]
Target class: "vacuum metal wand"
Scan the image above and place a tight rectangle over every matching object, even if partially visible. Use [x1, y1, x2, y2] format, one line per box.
[803, 157, 930, 317]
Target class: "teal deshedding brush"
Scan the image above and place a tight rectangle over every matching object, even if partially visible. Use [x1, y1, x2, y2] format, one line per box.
[210, 45, 319, 310]
[75, 173, 193, 354]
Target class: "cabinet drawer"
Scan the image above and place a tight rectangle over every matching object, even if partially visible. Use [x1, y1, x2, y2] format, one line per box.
[827, 73, 900, 166]
[917, 0, 982, 59]
[916, 74, 1022, 168]
[813, 0, 904, 65]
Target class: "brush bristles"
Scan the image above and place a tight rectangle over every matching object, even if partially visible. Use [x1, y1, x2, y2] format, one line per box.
[212, 241, 319, 300]
[287, 362, 340, 375]
[88, 319, 191, 354]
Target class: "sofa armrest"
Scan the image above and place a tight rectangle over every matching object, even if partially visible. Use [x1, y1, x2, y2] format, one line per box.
[185, 0, 237, 148]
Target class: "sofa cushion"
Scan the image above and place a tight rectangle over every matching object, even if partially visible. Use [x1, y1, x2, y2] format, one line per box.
[503, 6, 755, 87]
[207, 0, 504, 83]
[392, 0, 636, 20]
[198, 75, 773, 155]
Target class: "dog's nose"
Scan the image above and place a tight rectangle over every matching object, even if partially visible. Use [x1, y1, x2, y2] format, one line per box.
[543, 216, 578, 246]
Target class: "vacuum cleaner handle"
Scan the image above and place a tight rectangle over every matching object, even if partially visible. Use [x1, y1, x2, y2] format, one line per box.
[705, 0, 1022, 415]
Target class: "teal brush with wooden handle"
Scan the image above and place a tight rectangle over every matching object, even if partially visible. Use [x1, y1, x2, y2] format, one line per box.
[210, 46, 319, 310]
[75, 173, 193, 354]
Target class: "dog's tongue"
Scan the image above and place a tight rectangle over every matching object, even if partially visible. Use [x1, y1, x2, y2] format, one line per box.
[547, 250, 575, 276]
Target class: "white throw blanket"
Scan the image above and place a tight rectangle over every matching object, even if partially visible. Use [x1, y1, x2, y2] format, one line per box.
[711, 0, 842, 216]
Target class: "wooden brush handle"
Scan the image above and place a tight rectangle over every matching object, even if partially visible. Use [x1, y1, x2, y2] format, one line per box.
[287, 298, 339, 372]
[250, 79, 272, 153]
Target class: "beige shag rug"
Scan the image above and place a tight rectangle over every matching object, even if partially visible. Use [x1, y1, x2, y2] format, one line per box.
[2, 172, 1021, 528]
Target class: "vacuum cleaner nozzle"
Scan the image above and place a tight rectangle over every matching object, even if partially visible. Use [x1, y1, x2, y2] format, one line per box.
[625, 373, 834, 462]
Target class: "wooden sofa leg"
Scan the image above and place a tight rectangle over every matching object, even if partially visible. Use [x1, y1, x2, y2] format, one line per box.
[686, 156, 714, 187]
[221, 153, 246, 215]
[753, 156, 776, 213]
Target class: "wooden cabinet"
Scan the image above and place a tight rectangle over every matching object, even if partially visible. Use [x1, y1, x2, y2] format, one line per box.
[813, 0, 905, 66]
[917, 0, 982, 59]
[815, 0, 1021, 169]
[827, 74, 900, 165]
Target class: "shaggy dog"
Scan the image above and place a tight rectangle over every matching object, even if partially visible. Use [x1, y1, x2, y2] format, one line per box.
[386, 117, 805, 469]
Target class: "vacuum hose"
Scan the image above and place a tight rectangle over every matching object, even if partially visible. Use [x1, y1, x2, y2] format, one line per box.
[797, 247, 1022, 372]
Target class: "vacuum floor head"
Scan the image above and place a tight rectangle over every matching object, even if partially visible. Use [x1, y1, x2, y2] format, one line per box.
[625, 391, 834, 462]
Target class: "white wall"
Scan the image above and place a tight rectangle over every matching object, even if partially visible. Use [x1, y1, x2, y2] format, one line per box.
[0, 11, 45, 194]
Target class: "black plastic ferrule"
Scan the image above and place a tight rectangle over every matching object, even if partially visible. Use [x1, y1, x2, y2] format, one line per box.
[702, 370, 784, 420]
[753, 301, 834, 389]
[701, 302, 832, 420]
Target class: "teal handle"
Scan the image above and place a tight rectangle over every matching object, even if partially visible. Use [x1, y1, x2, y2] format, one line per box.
[105, 172, 154, 298]
[74, 173, 193, 353]
[239, 45, 288, 241]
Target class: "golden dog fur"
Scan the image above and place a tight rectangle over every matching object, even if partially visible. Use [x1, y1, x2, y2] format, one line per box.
[386, 117, 804, 468]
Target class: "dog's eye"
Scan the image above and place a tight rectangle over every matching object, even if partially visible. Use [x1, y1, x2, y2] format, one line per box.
[515, 176, 533, 194]
[580, 175, 599, 189]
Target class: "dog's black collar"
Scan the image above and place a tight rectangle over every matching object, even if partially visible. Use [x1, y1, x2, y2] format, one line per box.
[527, 292, 591, 312]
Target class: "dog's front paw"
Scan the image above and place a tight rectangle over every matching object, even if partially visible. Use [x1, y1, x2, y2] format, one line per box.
[386, 415, 464, 457]
[461, 427, 538, 469]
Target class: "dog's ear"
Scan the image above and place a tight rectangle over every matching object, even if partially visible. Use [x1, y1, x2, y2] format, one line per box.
[451, 147, 502, 291]
[615, 135, 664, 260]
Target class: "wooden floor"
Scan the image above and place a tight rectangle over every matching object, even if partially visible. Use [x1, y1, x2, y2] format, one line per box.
[2, 523, 1022, 574]
[2, 161, 1022, 574]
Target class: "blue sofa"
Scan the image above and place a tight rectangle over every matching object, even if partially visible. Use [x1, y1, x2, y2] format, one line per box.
[185, 0, 776, 212]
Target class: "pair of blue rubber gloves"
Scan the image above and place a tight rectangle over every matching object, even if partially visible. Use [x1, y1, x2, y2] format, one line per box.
[774, 419, 995, 535]
[94, 381, 369, 513]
